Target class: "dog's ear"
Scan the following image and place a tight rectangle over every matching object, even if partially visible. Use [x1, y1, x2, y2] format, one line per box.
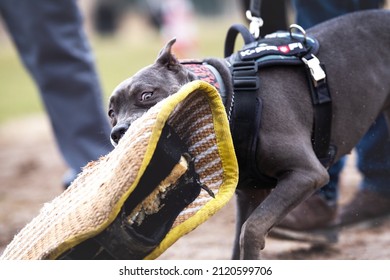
[156, 38, 181, 71]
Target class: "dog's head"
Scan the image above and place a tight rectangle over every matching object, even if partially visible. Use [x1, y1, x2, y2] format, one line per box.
[108, 38, 196, 146]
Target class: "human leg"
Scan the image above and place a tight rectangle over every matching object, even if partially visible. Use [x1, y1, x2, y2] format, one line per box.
[1, 0, 112, 186]
[291, 0, 384, 29]
[339, 114, 390, 225]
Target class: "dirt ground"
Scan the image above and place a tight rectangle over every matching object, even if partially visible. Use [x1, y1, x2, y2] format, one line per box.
[1, 115, 390, 260]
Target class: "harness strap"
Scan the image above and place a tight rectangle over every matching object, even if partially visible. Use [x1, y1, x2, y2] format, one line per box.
[230, 61, 278, 188]
[203, 64, 227, 103]
[302, 55, 335, 167]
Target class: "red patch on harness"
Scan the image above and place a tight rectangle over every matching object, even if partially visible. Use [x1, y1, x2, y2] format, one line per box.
[278, 45, 290, 53]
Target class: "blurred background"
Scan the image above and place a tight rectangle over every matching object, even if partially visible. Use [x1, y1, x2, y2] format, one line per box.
[1, 0, 390, 259]
[0, 0, 247, 123]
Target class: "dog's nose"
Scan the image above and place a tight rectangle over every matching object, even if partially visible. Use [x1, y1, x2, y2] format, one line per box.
[111, 123, 129, 144]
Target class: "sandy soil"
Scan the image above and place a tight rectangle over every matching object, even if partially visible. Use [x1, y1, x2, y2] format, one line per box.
[0, 115, 389, 259]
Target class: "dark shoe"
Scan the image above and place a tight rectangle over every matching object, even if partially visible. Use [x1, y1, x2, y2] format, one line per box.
[338, 189, 390, 227]
[269, 194, 339, 243]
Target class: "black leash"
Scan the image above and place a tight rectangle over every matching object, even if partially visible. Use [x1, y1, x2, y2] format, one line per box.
[246, 0, 263, 39]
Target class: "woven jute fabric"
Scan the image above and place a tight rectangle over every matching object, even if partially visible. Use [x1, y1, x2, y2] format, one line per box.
[0, 81, 238, 260]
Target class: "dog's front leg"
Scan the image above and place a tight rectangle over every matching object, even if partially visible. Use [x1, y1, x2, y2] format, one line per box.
[239, 163, 329, 259]
[232, 188, 271, 259]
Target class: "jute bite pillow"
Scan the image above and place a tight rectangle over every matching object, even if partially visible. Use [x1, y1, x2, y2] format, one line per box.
[0, 80, 238, 260]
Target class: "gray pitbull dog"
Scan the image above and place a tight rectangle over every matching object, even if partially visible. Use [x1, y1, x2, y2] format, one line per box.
[108, 10, 390, 259]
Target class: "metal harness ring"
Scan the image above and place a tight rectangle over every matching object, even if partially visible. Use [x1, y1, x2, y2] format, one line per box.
[289, 24, 307, 43]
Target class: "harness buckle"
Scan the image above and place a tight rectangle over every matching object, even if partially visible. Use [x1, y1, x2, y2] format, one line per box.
[231, 61, 259, 90]
[246, 10, 263, 39]
[302, 54, 326, 84]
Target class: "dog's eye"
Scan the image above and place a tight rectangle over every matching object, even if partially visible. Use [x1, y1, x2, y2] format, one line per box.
[108, 109, 115, 119]
[140, 92, 153, 101]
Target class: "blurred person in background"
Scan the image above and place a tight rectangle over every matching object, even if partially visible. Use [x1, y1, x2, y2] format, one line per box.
[0, 0, 112, 188]
[93, 0, 199, 57]
[145, 0, 199, 58]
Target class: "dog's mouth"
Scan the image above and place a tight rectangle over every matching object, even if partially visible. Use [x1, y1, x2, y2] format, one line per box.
[110, 119, 138, 147]
[110, 126, 128, 147]
[110, 112, 149, 147]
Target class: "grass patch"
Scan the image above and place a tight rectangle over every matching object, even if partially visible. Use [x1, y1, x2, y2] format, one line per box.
[0, 44, 43, 123]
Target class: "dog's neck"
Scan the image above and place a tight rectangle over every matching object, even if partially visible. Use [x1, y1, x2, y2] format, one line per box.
[181, 58, 233, 111]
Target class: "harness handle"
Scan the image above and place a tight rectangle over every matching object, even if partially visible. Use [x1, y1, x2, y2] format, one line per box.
[224, 24, 255, 58]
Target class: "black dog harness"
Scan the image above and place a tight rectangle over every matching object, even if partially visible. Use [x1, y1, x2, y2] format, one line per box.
[225, 24, 336, 189]
[183, 26, 335, 189]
